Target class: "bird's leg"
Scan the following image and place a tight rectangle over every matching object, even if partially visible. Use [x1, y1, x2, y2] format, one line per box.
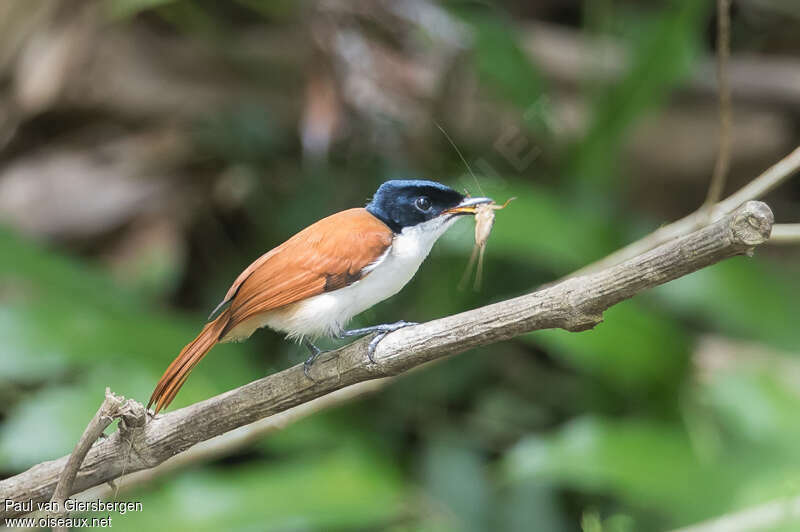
[339, 321, 418, 364]
[302, 338, 327, 380]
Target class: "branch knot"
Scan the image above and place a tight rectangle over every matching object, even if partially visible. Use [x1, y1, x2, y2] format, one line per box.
[731, 200, 774, 246]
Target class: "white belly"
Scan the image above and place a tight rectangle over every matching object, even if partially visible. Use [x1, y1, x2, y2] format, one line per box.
[226, 216, 460, 341]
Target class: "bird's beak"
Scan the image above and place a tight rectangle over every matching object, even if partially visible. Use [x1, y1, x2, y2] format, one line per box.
[442, 196, 494, 215]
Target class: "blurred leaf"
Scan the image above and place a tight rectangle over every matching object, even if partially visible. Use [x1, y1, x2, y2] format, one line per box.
[528, 299, 690, 391]
[603, 514, 636, 532]
[456, 6, 548, 131]
[233, 0, 296, 19]
[653, 258, 800, 352]
[499, 480, 568, 532]
[105, 0, 177, 19]
[704, 367, 800, 450]
[93, 442, 405, 531]
[0, 384, 101, 470]
[421, 434, 490, 532]
[504, 417, 733, 522]
[192, 105, 286, 166]
[505, 416, 800, 526]
[582, 511, 603, 532]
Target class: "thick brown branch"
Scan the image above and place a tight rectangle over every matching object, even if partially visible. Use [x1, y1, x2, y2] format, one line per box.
[0, 201, 774, 520]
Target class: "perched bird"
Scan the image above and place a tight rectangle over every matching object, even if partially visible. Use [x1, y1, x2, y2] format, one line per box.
[148, 180, 492, 413]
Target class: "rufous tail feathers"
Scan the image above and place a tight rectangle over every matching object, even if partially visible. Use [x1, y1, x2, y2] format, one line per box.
[148, 309, 230, 414]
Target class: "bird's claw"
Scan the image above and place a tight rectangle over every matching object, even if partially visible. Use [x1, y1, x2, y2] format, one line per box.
[302, 339, 325, 381]
[303, 358, 316, 381]
[366, 333, 385, 364]
[365, 321, 418, 364]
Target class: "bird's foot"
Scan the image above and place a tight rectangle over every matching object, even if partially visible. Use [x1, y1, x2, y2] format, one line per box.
[302, 339, 329, 380]
[341, 321, 418, 364]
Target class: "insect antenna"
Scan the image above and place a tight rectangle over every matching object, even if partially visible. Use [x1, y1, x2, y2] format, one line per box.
[434, 121, 485, 197]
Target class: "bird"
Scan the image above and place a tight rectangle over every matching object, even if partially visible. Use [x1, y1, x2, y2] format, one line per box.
[148, 179, 492, 413]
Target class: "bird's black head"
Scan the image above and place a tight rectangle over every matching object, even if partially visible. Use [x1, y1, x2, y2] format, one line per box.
[366, 180, 468, 233]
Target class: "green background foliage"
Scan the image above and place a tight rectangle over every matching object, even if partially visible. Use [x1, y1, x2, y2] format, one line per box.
[2, 0, 799, 530]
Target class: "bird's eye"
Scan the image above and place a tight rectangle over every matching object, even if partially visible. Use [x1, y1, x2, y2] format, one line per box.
[415, 196, 432, 211]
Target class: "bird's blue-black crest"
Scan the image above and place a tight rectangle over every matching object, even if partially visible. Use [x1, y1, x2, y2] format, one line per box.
[366, 180, 465, 232]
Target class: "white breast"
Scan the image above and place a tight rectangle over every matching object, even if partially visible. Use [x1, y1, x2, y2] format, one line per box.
[257, 215, 462, 340]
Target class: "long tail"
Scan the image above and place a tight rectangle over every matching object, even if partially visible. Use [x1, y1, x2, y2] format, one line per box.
[148, 309, 231, 414]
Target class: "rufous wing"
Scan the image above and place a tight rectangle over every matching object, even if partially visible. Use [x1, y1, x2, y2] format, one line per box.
[219, 207, 393, 339]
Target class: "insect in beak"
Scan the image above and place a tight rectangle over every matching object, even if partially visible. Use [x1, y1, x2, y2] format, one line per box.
[443, 196, 494, 215]
[459, 197, 516, 291]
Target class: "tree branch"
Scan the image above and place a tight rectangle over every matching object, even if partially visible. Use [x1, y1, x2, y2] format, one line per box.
[702, 0, 732, 211]
[0, 201, 774, 520]
[768, 223, 800, 244]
